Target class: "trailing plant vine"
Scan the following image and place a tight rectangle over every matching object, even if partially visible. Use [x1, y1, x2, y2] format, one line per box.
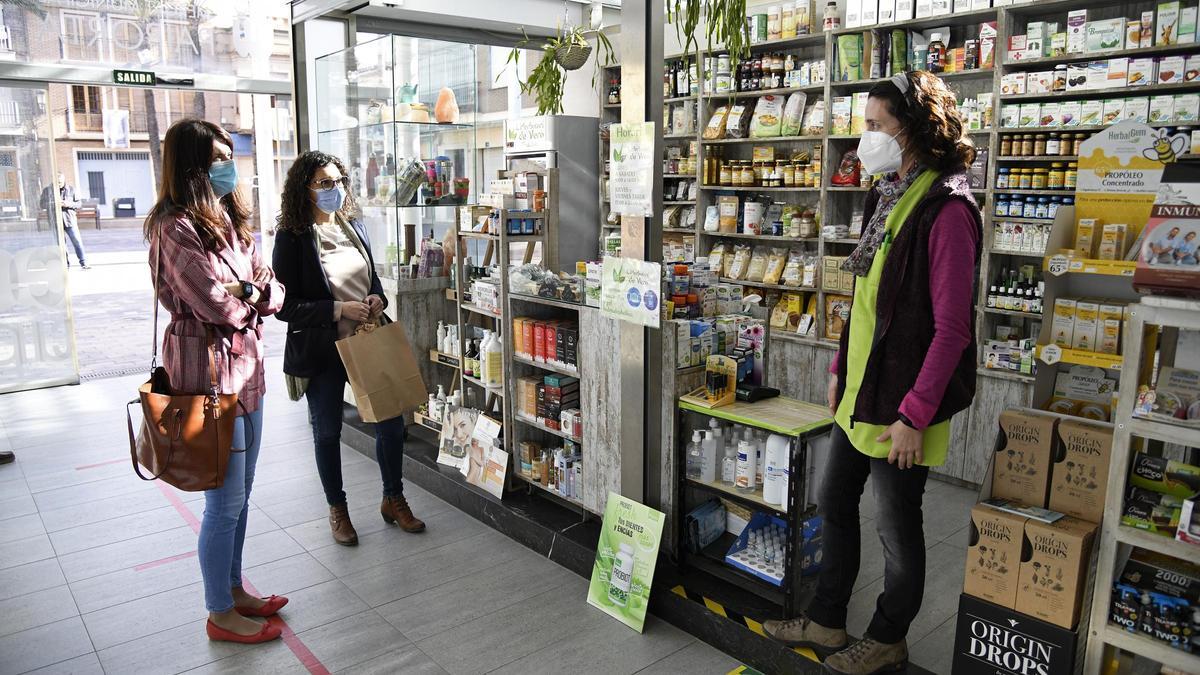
[669, 0, 752, 93]
[502, 25, 616, 116]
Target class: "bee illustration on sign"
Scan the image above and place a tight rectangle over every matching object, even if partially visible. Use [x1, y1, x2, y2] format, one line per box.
[1143, 129, 1188, 164]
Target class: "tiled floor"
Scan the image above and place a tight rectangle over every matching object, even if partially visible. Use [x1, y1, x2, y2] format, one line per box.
[0, 358, 977, 675]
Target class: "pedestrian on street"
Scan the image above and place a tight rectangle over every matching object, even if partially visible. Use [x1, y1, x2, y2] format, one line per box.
[55, 173, 90, 269]
[144, 119, 288, 645]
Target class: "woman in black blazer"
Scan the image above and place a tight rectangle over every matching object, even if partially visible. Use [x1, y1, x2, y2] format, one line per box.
[273, 151, 425, 546]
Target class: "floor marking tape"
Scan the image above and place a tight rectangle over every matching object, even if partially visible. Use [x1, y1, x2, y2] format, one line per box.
[671, 581, 821, 664]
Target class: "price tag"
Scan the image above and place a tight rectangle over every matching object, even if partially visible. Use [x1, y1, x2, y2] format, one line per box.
[1039, 343, 1062, 365]
[1046, 254, 1069, 277]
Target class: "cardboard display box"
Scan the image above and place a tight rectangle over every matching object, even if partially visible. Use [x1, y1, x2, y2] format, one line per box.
[1015, 516, 1098, 629]
[953, 594, 1081, 675]
[1048, 418, 1113, 523]
[992, 410, 1058, 508]
[964, 504, 1027, 608]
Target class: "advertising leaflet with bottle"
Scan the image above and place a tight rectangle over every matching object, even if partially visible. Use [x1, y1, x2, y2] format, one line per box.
[587, 493, 666, 632]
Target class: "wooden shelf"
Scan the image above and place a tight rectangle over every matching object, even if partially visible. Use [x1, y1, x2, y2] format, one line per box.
[770, 331, 833, 348]
[512, 472, 590, 512]
[429, 350, 460, 368]
[720, 277, 818, 293]
[1115, 523, 1200, 563]
[990, 247, 1045, 257]
[664, 95, 697, 103]
[701, 135, 822, 145]
[1098, 625, 1200, 674]
[978, 367, 1036, 383]
[663, 174, 695, 178]
[1128, 417, 1200, 449]
[460, 301, 502, 319]
[825, 238, 861, 245]
[707, 84, 826, 101]
[991, 216, 1053, 225]
[514, 414, 582, 444]
[664, 200, 697, 205]
[462, 373, 504, 396]
[1000, 80, 1200, 102]
[1003, 43, 1200, 69]
[679, 395, 831, 437]
[704, 231, 819, 243]
[458, 230, 497, 240]
[827, 186, 870, 192]
[663, 227, 697, 234]
[983, 307, 1043, 320]
[702, 185, 820, 192]
[508, 293, 583, 311]
[998, 155, 1079, 162]
[512, 353, 579, 379]
[711, 32, 825, 54]
[1003, 188, 1073, 196]
[685, 476, 784, 514]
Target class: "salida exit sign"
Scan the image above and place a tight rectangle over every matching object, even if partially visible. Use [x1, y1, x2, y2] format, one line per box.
[113, 69, 156, 86]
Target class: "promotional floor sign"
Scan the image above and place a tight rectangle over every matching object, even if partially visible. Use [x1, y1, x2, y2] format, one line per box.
[1075, 121, 1180, 253]
[437, 405, 478, 469]
[600, 256, 662, 328]
[459, 414, 507, 498]
[587, 492, 665, 632]
[609, 121, 654, 217]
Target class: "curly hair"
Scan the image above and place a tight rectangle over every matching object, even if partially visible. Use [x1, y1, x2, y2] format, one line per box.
[145, 119, 252, 251]
[276, 150, 358, 234]
[868, 71, 975, 174]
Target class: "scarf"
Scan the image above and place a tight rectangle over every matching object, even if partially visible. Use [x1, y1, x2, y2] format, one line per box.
[842, 163, 924, 276]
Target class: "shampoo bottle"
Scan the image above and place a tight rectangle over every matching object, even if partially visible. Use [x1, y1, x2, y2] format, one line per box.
[436, 321, 447, 353]
[686, 430, 703, 480]
[736, 439, 757, 492]
[700, 431, 718, 482]
[485, 331, 503, 386]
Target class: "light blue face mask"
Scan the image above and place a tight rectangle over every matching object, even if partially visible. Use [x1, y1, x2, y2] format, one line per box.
[313, 185, 346, 215]
[208, 159, 238, 198]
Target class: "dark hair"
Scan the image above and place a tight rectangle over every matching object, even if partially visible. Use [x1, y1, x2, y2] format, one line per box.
[145, 119, 252, 251]
[276, 151, 358, 234]
[867, 71, 976, 174]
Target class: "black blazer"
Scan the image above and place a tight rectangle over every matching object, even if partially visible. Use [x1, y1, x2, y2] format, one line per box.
[272, 218, 388, 377]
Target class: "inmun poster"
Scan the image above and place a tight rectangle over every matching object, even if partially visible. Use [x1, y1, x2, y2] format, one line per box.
[586, 492, 665, 633]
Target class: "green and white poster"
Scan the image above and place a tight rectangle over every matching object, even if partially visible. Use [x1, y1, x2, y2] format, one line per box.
[599, 256, 662, 328]
[586, 492, 665, 633]
[609, 121, 654, 217]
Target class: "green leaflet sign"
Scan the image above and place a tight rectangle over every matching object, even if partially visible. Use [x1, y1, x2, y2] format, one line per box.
[599, 256, 661, 328]
[586, 492, 665, 633]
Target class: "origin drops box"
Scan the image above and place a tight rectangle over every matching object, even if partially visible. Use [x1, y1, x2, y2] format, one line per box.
[964, 504, 1027, 607]
[1014, 516, 1097, 629]
[992, 410, 1057, 508]
[952, 594, 1081, 675]
[1048, 418, 1112, 523]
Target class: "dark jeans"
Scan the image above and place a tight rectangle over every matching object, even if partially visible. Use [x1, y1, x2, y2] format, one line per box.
[63, 225, 87, 266]
[805, 424, 930, 644]
[305, 357, 406, 505]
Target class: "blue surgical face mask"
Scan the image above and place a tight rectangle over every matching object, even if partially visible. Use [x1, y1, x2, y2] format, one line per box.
[208, 159, 238, 198]
[313, 185, 346, 215]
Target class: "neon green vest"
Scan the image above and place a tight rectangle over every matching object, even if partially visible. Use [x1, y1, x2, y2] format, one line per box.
[834, 169, 949, 466]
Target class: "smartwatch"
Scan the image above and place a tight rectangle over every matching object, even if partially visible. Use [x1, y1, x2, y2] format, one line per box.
[240, 281, 255, 299]
[897, 412, 917, 429]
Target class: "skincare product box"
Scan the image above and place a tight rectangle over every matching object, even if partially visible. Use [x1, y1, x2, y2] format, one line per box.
[1085, 18, 1125, 52]
[1015, 516, 1097, 629]
[1158, 1, 1181, 44]
[1050, 32, 1067, 55]
[1026, 21, 1047, 58]
[1001, 73, 1026, 95]
[993, 410, 1058, 508]
[1181, 5, 1197, 42]
[1052, 297, 1077, 347]
[1127, 57, 1155, 86]
[1150, 95, 1176, 123]
[1071, 300, 1099, 352]
[1060, 101, 1082, 126]
[1067, 10, 1087, 53]
[1080, 100, 1103, 126]
[1066, 63, 1089, 91]
[1176, 93, 1199, 122]
[953, 0, 970, 13]
[1020, 103, 1041, 128]
[1102, 99, 1124, 126]
[1049, 418, 1113, 523]
[1142, 11, 1156, 47]
[1106, 58, 1129, 86]
[971, 0, 989, 10]
[1123, 97, 1150, 123]
[1027, 70, 1053, 93]
[964, 504, 1028, 608]
[1001, 104, 1020, 128]
[845, 0, 862, 27]
[1085, 61, 1109, 89]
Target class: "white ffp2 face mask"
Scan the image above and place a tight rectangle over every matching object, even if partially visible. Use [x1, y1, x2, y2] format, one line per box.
[857, 130, 904, 176]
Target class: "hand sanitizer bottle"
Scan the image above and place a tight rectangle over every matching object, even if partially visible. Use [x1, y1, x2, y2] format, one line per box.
[686, 430, 703, 480]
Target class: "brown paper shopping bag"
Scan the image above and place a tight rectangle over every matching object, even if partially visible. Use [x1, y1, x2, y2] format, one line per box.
[336, 319, 426, 423]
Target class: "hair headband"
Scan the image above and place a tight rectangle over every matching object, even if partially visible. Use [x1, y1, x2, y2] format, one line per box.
[891, 72, 910, 94]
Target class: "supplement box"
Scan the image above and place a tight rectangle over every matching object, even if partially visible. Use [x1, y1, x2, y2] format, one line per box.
[1098, 222, 1127, 260]
[1075, 218, 1099, 256]
[1052, 298, 1077, 348]
[964, 503, 1028, 608]
[1126, 57, 1155, 86]
[1014, 515, 1097, 629]
[1070, 300, 1098, 352]
[1158, 55, 1185, 84]
[1150, 95, 1176, 123]
[1130, 452, 1200, 499]
[992, 409, 1058, 508]
[1048, 417, 1112, 523]
[1084, 17, 1125, 52]
[1158, 1, 1181, 45]
[1119, 549, 1200, 603]
[1096, 302, 1124, 355]
[1066, 10, 1087, 53]
[723, 512, 822, 585]
[1123, 97, 1150, 123]
[952, 594, 1081, 675]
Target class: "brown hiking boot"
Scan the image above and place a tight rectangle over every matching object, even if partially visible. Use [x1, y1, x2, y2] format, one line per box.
[763, 615, 848, 657]
[328, 503, 358, 546]
[822, 637, 908, 675]
[381, 495, 425, 533]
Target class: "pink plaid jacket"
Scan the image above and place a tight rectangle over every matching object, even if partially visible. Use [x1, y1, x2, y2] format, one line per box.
[151, 214, 285, 414]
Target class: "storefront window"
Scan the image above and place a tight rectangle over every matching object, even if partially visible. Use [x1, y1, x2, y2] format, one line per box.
[0, 0, 293, 82]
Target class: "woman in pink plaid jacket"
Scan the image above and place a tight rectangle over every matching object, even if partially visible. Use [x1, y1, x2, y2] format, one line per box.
[145, 120, 288, 645]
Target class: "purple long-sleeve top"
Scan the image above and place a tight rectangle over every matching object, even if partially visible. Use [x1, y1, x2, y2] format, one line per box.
[831, 200, 979, 430]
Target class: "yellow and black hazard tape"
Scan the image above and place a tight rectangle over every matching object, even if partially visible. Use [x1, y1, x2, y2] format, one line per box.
[670, 585, 821, 667]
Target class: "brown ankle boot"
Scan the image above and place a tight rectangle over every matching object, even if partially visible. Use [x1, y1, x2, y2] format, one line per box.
[329, 503, 358, 546]
[381, 495, 425, 533]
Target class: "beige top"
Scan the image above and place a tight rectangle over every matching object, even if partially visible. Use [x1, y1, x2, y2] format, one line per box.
[316, 216, 371, 339]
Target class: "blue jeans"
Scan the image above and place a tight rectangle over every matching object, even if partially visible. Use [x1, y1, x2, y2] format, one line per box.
[63, 225, 87, 266]
[198, 409, 262, 613]
[305, 357, 406, 505]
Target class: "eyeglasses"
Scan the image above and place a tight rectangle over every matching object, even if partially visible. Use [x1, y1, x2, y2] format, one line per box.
[309, 176, 349, 191]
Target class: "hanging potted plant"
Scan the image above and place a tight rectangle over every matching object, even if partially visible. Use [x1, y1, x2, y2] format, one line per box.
[502, 24, 616, 116]
[669, 0, 751, 93]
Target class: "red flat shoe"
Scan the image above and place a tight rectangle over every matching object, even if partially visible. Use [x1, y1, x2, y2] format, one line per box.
[234, 595, 289, 618]
[206, 619, 282, 644]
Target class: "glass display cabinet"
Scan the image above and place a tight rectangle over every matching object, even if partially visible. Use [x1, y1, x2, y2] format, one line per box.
[314, 34, 476, 278]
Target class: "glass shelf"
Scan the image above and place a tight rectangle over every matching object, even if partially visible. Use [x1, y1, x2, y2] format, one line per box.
[314, 35, 476, 279]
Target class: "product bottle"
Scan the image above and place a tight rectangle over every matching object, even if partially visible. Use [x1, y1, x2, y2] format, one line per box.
[608, 543, 635, 607]
[721, 446, 737, 486]
[436, 321, 447, 353]
[485, 331, 503, 386]
[465, 340, 478, 377]
[686, 430, 703, 480]
[700, 431, 718, 482]
[427, 393, 438, 421]
[762, 434, 789, 505]
[736, 439, 758, 492]
[435, 385, 447, 420]
[927, 33, 946, 73]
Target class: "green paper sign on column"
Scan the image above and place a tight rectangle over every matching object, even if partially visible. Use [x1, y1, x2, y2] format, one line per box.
[586, 491, 666, 633]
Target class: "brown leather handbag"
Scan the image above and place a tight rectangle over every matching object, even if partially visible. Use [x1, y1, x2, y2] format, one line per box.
[126, 233, 236, 492]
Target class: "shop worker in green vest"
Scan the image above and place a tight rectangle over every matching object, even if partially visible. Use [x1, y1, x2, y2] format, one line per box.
[764, 71, 982, 675]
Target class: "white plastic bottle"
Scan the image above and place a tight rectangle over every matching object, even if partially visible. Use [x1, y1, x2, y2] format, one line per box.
[721, 445, 737, 485]
[736, 439, 757, 492]
[762, 434, 789, 505]
[435, 385, 447, 419]
[485, 331, 503, 386]
[608, 542, 635, 607]
[700, 431, 718, 482]
[436, 321, 447, 353]
[686, 430, 703, 480]
[427, 393, 438, 421]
